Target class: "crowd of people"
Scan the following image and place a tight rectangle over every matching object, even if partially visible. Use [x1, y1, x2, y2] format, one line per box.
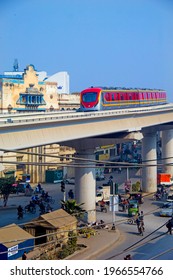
[17, 183, 54, 219]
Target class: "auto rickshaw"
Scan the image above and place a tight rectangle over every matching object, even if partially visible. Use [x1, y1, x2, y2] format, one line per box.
[128, 199, 139, 217]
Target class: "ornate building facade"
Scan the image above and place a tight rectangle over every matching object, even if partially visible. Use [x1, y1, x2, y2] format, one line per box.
[0, 64, 79, 182]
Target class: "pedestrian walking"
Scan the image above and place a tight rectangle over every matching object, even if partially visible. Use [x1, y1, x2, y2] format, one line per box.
[140, 211, 144, 221]
[37, 183, 42, 193]
[68, 189, 74, 199]
[17, 205, 23, 219]
[166, 218, 173, 235]
[136, 215, 141, 232]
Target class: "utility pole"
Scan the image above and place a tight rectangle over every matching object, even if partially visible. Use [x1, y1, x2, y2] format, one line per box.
[126, 167, 129, 181]
[112, 180, 116, 226]
[110, 178, 118, 230]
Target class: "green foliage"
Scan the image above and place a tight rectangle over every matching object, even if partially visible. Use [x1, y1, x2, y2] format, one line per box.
[0, 176, 15, 195]
[57, 231, 77, 259]
[58, 246, 71, 259]
[61, 199, 85, 219]
[132, 181, 141, 192]
[68, 231, 77, 247]
[78, 227, 96, 237]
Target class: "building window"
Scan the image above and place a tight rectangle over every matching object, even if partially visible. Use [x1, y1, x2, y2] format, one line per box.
[17, 156, 23, 162]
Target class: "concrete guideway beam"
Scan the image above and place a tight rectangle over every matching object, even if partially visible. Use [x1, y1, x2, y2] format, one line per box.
[0, 107, 173, 150]
[162, 129, 173, 176]
[142, 132, 157, 193]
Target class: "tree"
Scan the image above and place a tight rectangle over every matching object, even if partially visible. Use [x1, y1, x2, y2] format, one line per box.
[0, 176, 15, 206]
[61, 199, 85, 219]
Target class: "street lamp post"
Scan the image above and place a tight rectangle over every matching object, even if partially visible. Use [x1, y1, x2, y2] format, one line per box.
[112, 180, 116, 226]
[126, 167, 129, 181]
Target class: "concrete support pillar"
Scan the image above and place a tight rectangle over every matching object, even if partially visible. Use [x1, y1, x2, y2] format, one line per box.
[162, 129, 173, 176]
[142, 132, 157, 193]
[75, 150, 96, 224]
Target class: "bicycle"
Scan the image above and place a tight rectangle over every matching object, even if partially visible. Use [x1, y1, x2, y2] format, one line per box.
[127, 217, 136, 224]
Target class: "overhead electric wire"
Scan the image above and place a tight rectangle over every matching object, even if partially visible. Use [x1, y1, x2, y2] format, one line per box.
[0, 147, 173, 169]
[0, 146, 172, 257]
[106, 221, 169, 260]
[0, 211, 169, 258]
[0, 191, 170, 259]
[149, 247, 173, 260]
[0, 193, 165, 245]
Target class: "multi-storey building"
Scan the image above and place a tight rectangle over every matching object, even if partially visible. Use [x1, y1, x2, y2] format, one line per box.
[0, 64, 78, 182]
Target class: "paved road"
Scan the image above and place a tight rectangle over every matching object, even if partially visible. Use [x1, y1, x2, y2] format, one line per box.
[96, 191, 172, 260]
[1, 169, 172, 260]
[0, 182, 72, 227]
[0, 168, 133, 227]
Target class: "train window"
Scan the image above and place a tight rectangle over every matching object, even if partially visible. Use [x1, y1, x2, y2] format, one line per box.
[140, 93, 144, 100]
[120, 94, 124, 100]
[131, 92, 135, 100]
[104, 92, 111, 101]
[124, 93, 128, 100]
[135, 92, 138, 100]
[82, 92, 97, 102]
[112, 93, 115, 101]
[113, 92, 117, 100]
[129, 94, 132, 100]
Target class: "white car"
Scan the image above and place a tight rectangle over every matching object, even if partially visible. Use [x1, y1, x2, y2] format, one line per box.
[96, 186, 103, 194]
[160, 205, 173, 217]
[167, 191, 173, 201]
[95, 193, 103, 204]
[65, 178, 75, 185]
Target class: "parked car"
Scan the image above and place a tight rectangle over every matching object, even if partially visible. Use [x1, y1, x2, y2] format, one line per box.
[95, 193, 103, 204]
[167, 191, 173, 201]
[65, 177, 75, 185]
[161, 202, 172, 208]
[96, 186, 103, 194]
[160, 205, 173, 217]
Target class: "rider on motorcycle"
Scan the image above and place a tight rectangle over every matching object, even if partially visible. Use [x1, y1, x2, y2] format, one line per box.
[100, 199, 106, 212]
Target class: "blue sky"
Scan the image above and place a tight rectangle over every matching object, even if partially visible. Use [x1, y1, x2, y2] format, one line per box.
[0, 0, 173, 100]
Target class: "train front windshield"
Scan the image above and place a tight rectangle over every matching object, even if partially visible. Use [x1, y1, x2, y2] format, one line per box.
[82, 92, 98, 102]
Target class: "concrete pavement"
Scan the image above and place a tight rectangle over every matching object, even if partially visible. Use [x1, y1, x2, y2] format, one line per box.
[65, 228, 121, 260]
